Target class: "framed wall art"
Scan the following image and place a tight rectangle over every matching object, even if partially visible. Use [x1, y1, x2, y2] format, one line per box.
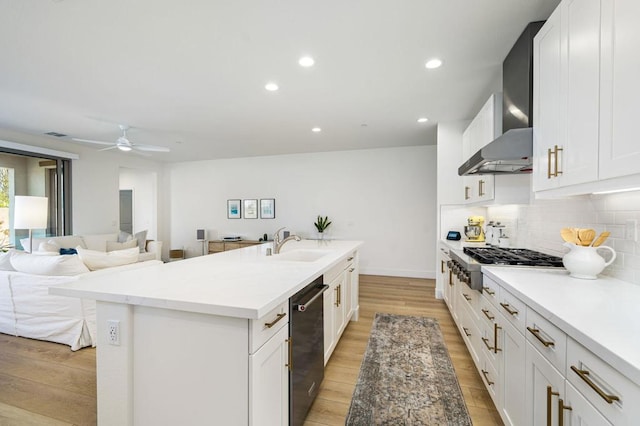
[260, 199, 275, 219]
[243, 199, 258, 219]
[227, 199, 241, 219]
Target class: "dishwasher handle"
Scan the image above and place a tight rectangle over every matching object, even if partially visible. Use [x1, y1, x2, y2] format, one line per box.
[294, 285, 329, 312]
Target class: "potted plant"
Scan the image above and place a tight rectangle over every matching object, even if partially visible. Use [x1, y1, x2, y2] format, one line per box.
[314, 215, 332, 239]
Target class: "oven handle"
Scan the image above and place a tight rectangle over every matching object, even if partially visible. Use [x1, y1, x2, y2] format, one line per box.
[294, 285, 329, 312]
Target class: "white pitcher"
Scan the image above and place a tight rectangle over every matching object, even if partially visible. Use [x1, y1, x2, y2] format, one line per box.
[562, 242, 616, 279]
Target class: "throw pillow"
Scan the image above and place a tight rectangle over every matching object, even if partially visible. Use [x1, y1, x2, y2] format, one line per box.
[134, 230, 148, 253]
[0, 251, 15, 271]
[106, 239, 138, 252]
[118, 231, 133, 243]
[76, 246, 139, 271]
[39, 241, 61, 253]
[10, 251, 90, 276]
[82, 233, 118, 252]
[59, 248, 78, 255]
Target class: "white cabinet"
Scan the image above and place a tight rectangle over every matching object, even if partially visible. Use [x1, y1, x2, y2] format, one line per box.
[598, 0, 640, 179]
[525, 341, 566, 426]
[462, 94, 500, 204]
[323, 252, 359, 365]
[534, 0, 640, 195]
[533, 0, 600, 192]
[249, 325, 290, 426]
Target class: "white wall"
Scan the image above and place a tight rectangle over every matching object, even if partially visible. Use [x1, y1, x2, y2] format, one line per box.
[119, 168, 158, 240]
[167, 146, 437, 278]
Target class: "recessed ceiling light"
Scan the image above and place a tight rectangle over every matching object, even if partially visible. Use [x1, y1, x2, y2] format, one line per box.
[299, 56, 315, 67]
[417, 117, 429, 123]
[425, 59, 442, 69]
[311, 127, 322, 133]
[265, 82, 279, 91]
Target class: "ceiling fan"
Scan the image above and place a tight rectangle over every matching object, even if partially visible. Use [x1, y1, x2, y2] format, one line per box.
[72, 125, 170, 155]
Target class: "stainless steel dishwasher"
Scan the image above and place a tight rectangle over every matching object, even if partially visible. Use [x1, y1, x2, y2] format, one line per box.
[289, 276, 328, 426]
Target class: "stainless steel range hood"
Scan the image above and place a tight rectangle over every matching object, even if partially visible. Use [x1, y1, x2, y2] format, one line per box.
[458, 128, 532, 175]
[459, 21, 543, 176]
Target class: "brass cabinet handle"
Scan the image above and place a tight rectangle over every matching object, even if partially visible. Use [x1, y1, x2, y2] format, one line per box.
[464, 186, 470, 200]
[554, 145, 563, 176]
[547, 386, 559, 426]
[482, 337, 494, 352]
[481, 369, 494, 386]
[264, 312, 286, 329]
[558, 399, 572, 426]
[500, 302, 518, 316]
[463, 327, 471, 337]
[448, 270, 453, 286]
[493, 323, 501, 354]
[462, 293, 472, 302]
[479, 179, 485, 196]
[347, 256, 354, 261]
[349, 268, 355, 272]
[482, 286, 495, 296]
[570, 365, 621, 404]
[481, 308, 495, 321]
[338, 284, 341, 306]
[527, 326, 555, 347]
[441, 260, 445, 273]
[286, 337, 293, 371]
[547, 147, 552, 179]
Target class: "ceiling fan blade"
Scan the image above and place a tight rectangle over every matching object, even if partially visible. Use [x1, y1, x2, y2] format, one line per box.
[98, 146, 118, 152]
[72, 138, 114, 146]
[133, 144, 171, 152]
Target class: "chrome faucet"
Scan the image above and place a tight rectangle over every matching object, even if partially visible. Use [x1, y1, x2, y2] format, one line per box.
[273, 227, 301, 254]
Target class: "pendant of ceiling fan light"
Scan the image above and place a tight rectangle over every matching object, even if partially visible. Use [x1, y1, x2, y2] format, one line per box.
[117, 136, 132, 151]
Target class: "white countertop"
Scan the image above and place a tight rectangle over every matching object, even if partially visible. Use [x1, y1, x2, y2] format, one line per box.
[483, 266, 640, 386]
[50, 239, 362, 320]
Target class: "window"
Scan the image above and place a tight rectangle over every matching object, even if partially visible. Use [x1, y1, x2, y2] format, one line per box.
[0, 145, 73, 251]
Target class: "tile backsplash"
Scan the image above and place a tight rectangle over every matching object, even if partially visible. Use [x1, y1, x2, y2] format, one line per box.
[488, 190, 640, 285]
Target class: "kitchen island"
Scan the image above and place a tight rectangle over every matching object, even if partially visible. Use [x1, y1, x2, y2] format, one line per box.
[50, 239, 362, 426]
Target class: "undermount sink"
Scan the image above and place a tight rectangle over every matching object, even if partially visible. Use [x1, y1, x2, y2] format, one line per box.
[273, 249, 331, 262]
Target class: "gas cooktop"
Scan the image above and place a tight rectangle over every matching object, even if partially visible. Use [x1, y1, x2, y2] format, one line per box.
[463, 247, 564, 267]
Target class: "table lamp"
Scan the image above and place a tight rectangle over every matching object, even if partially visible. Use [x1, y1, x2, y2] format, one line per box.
[14, 196, 48, 253]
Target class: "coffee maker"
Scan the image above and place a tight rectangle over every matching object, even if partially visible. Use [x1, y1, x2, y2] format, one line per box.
[464, 216, 485, 242]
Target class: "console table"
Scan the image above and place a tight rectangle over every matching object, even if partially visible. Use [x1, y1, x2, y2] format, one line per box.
[208, 240, 263, 254]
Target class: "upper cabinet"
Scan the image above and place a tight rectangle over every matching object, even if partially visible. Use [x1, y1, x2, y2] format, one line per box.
[533, 0, 640, 196]
[461, 94, 531, 205]
[461, 94, 500, 204]
[599, 0, 640, 179]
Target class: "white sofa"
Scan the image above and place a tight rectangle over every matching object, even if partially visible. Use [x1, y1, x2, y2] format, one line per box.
[21, 233, 163, 262]
[1, 233, 165, 351]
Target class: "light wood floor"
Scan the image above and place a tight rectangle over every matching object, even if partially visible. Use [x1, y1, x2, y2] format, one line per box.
[304, 275, 503, 425]
[0, 275, 502, 425]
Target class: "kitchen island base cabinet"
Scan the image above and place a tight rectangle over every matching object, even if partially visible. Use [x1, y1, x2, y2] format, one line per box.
[95, 301, 288, 426]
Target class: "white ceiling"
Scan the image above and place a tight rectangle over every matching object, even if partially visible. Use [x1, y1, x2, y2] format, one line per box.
[0, 0, 560, 163]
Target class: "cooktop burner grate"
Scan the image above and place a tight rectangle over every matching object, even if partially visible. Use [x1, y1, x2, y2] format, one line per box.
[463, 247, 564, 267]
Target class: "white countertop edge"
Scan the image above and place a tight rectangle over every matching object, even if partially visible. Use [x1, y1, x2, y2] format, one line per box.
[50, 240, 363, 320]
[482, 266, 640, 386]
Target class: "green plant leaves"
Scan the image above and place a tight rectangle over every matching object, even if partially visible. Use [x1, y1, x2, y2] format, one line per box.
[314, 215, 332, 232]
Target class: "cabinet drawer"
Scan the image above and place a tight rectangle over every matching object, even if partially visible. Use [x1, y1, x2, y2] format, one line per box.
[324, 258, 349, 283]
[567, 338, 640, 425]
[525, 307, 566, 373]
[249, 301, 289, 354]
[498, 287, 526, 331]
[458, 287, 480, 321]
[208, 242, 225, 253]
[481, 276, 500, 308]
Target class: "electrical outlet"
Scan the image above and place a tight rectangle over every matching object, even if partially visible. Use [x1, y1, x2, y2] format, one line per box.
[107, 320, 120, 345]
[625, 219, 638, 242]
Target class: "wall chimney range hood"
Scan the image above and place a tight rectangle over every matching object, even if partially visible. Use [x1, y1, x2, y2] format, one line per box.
[459, 21, 544, 176]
